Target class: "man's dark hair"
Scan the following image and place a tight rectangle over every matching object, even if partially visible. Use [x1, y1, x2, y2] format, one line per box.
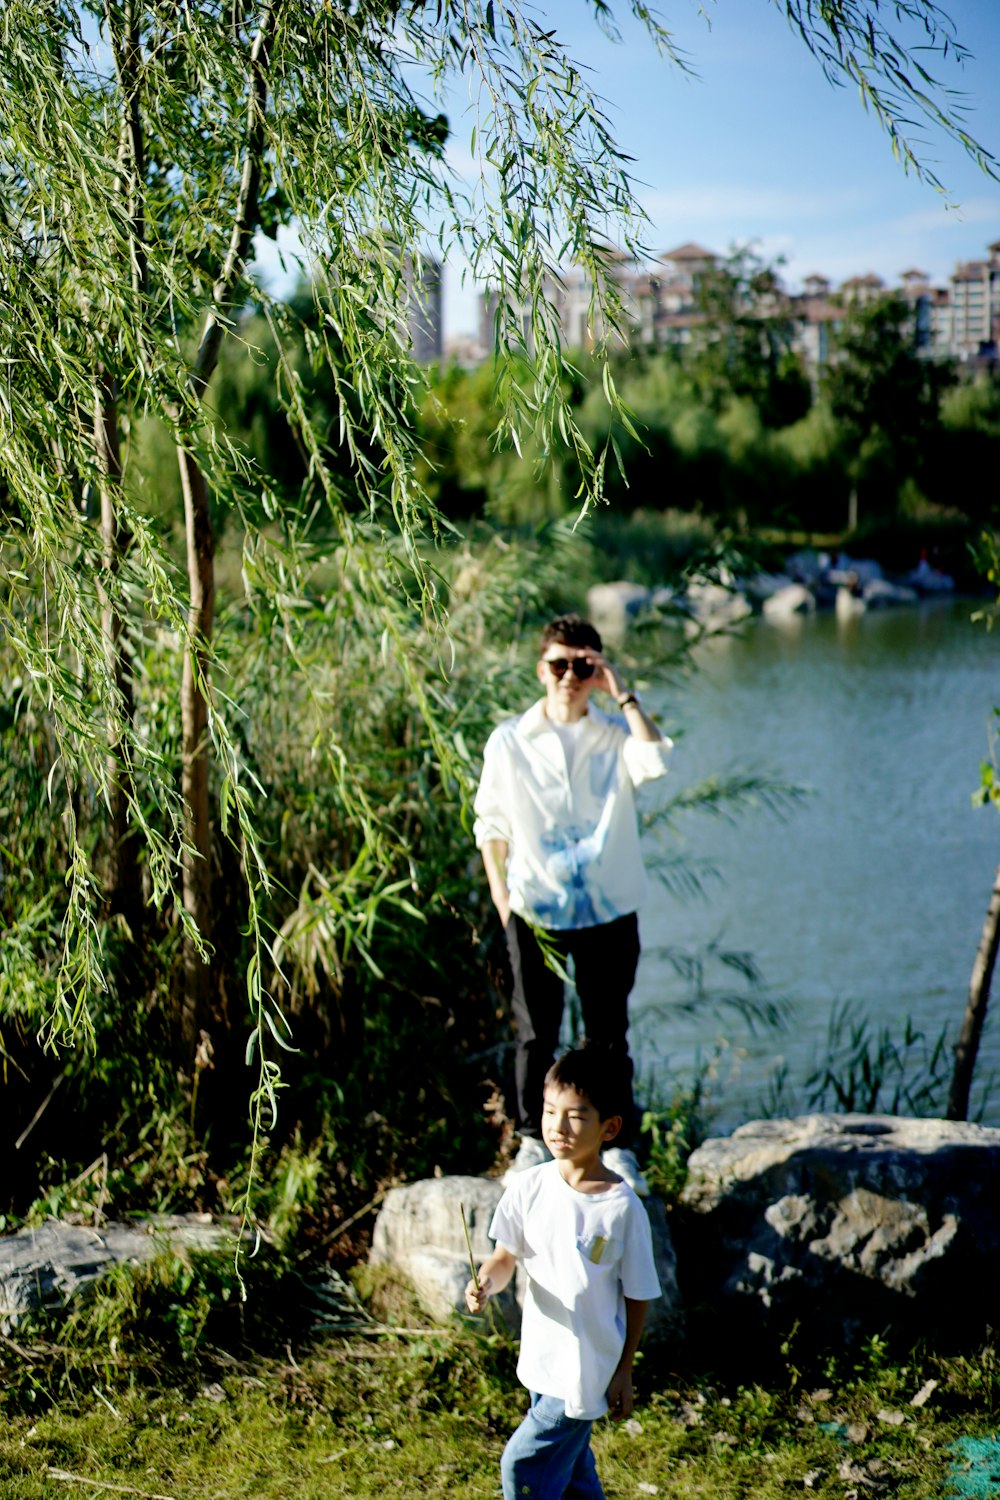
[540, 614, 602, 655]
[544, 1044, 628, 1123]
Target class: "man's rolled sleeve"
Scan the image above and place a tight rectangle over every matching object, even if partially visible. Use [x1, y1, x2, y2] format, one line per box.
[473, 808, 510, 847]
[623, 734, 673, 788]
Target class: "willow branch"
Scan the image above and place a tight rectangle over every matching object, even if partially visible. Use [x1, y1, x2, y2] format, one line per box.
[107, 0, 148, 307]
[190, 0, 282, 399]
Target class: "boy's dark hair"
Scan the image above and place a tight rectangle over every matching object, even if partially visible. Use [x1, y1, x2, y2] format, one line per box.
[540, 614, 602, 655]
[544, 1045, 628, 1123]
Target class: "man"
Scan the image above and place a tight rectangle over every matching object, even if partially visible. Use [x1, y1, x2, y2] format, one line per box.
[473, 614, 672, 1190]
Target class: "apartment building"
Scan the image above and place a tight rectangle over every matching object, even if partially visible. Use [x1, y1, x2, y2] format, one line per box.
[477, 241, 718, 358]
[403, 253, 443, 363]
[949, 241, 1000, 361]
[794, 276, 841, 369]
[475, 235, 1000, 372]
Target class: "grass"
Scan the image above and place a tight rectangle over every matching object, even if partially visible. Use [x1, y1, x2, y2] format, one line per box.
[4, 1280, 1000, 1500]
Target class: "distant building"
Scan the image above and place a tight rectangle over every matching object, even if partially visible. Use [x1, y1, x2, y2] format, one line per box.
[926, 287, 954, 359]
[949, 240, 1000, 363]
[840, 272, 886, 307]
[404, 254, 443, 363]
[659, 241, 717, 281]
[442, 332, 487, 368]
[649, 242, 717, 346]
[477, 240, 719, 358]
[558, 252, 636, 350]
[474, 235, 1000, 373]
[791, 290, 841, 373]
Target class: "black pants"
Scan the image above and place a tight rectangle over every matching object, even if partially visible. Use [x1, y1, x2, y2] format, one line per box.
[505, 912, 641, 1139]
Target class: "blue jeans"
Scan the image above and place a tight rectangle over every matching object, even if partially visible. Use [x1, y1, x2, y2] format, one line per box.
[501, 1393, 605, 1500]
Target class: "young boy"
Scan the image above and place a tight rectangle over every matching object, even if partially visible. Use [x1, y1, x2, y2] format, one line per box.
[465, 1046, 660, 1500]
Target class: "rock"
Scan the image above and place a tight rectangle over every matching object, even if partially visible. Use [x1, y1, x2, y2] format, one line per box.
[684, 579, 752, 634]
[370, 1176, 517, 1326]
[831, 554, 883, 586]
[371, 1175, 502, 1264]
[650, 585, 684, 614]
[370, 1174, 683, 1342]
[785, 550, 832, 587]
[586, 581, 652, 638]
[762, 584, 816, 621]
[0, 1216, 236, 1331]
[742, 572, 794, 607]
[679, 1114, 1000, 1342]
[643, 1195, 684, 1345]
[862, 578, 918, 608]
[905, 559, 954, 595]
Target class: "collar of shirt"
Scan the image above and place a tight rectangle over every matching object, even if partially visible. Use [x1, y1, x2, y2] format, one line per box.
[517, 698, 614, 740]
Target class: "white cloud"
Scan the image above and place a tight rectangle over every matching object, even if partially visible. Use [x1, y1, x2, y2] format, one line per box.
[639, 182, 868, 233]
[888, 197, 1000, 236]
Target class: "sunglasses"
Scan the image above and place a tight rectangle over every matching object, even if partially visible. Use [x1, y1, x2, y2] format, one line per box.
[543, 656, 595, 680]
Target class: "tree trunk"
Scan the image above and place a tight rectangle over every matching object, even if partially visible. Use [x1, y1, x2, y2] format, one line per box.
[175, 0, 281, 1049]
[947, 862, 1000, 1121]
[94, 372, 140, 932]
[178, 444, 216, 1049]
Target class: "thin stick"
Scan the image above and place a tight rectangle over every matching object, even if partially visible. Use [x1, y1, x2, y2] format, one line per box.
[47, 1471, 177, 1500]
[15, 1071, 66, 1150]
[0, 1330, 41, 1360]
[459, 1201, 478, 1290]
[295, 1190, 385, 1262]
[461, 1202, 502, 1333]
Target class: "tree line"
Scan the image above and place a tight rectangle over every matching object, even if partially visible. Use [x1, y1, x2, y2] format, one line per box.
[198, 253, 1000, 579]
[413, 261, 999, 556]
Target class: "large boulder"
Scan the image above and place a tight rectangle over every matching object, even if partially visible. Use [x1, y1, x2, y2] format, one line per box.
[679, 1114, 1000, 1342]
[586, 581, 652, 641]
[0, 1216, 235, 1331]
[761, 583, 816, 620]
[370, 1176, 517, 1325]
[684, 578, 752, 634]
[641, 1195, 683, 1345]
[370, 1174, 682, 1342]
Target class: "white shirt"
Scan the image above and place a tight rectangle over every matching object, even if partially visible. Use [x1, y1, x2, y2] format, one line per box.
[490, 1160, 661, 1419]
[473, 700, 672, 930]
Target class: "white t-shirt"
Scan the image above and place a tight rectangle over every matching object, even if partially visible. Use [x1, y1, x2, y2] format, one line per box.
[489, 1160, 661, 1419]
[549, 715, 587, 776]
[473, 700, 673, 930]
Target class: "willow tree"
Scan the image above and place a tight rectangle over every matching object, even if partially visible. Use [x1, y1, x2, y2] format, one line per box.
[0, 1, 994, 1123]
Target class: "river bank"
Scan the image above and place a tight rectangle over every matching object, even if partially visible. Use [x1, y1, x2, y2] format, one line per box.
[3, 1305, 998, 1500]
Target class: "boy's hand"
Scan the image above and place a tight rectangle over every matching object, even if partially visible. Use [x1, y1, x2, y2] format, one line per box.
[606, 1367, 634, 1421]
[464, 1273, 492, 1314]
[464, 1247, 515, 1313]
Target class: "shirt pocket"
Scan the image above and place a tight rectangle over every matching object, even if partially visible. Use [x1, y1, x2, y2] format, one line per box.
[576, 1231, 624, 1268]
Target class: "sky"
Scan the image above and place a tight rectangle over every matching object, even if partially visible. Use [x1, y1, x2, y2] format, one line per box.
[248, 1, 1000, 338]
[437, 0, 1000, 337]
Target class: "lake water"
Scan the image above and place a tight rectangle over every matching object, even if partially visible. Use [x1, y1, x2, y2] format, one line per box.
[630, 598, 999, 1129]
